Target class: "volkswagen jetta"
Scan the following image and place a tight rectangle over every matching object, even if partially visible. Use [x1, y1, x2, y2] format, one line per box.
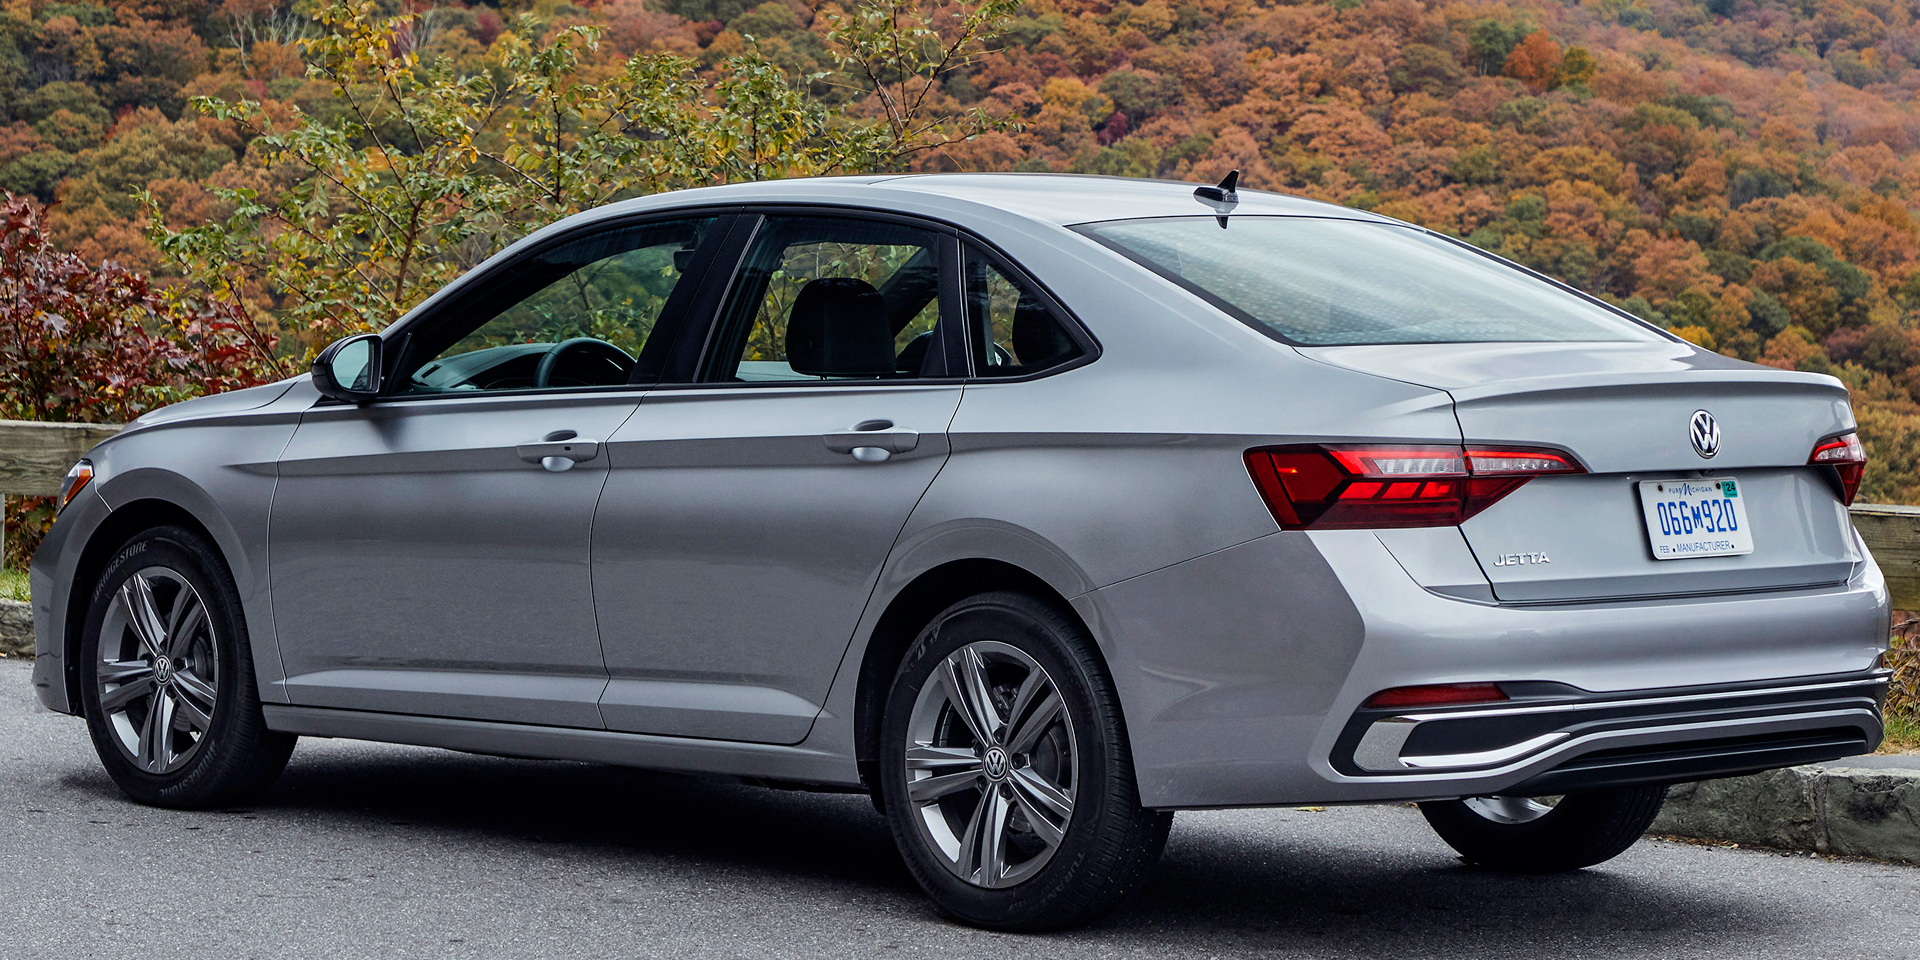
[32, 173, 1891, 929]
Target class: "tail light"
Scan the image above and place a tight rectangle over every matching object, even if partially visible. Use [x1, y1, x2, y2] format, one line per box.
[1809, 432, 1866, 505]
[1244, 443, 1583, 530]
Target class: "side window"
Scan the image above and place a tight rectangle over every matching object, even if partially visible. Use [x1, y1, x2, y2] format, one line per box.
[704, 216, 947, 382]
[963, 246, 1083, 377]
[399, 217, 718, 394]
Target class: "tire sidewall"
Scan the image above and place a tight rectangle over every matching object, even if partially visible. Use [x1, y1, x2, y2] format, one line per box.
[77, 527, 252, 805]
[878, 593, 1121, 926]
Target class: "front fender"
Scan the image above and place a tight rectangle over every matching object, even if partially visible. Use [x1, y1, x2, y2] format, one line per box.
[35, 393, 306, 713]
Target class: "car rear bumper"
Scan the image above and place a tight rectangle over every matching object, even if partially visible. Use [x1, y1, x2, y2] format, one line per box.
[1079, 528, 1890, 809]
[1332, 674, 1886, 795]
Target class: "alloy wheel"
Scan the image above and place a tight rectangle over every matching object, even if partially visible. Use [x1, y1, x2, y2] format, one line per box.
[1462, 795, 1561, 825]
[96, 566, 220, 775]
[903, 640, 1078, 889]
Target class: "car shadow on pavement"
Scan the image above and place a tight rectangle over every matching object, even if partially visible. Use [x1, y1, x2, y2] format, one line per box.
[57, 742, 1795, 952]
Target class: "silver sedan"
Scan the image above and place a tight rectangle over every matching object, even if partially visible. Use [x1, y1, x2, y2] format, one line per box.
[31, 174, 1890, 930]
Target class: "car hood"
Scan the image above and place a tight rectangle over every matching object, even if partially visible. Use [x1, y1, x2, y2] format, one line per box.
[124, 377, 303, 430]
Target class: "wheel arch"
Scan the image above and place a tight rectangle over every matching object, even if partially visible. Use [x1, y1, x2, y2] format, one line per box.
[60, 497, 231, 714]
[851, 557, 1108, 786]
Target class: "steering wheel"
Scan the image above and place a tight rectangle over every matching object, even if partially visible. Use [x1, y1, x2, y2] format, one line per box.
[533, 337, 635, 389]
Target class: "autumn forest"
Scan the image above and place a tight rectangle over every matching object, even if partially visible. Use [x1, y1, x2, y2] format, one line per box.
[0, 0, 1918, 500]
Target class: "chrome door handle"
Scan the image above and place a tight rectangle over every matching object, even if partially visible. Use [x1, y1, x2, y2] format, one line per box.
[823, 421, 919, 462]
[517, 432, 600, 472]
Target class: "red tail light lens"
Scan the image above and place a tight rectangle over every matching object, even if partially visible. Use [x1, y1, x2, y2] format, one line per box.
[1809, 432, 1866, 505]
[1363, 683, 1509, 709]
[1244, 443, 1583, 530]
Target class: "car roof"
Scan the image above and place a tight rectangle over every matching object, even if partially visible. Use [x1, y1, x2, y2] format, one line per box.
[867, 173, 1396, 226]
[570, 173, 1397, 229]
[387, 174, 1397, 334]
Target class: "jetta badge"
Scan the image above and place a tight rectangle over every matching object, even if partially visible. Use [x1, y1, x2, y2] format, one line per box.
[1689, 410, 1720, 459]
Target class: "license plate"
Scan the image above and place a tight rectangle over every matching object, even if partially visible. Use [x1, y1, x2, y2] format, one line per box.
[1638, 477, 1754, 560]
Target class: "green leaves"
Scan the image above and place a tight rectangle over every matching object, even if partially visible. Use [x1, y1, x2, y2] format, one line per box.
[147, 0, 1010, 352]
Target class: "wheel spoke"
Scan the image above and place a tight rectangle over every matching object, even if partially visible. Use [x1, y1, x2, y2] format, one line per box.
[170, 686, 213, 733]
[908, 768, 984, 803]
[118, 578, 167, 660]
[1005, 669, 1045, 735]
[906, 745, 980, 771]
[1010, 767, 1073, 820]
[171, 668, 216, 712]
[98, 674, 155, 714]
[938, 651, 999, 746]
[1005, 691, 1062, 755]
[973, 787, 1013, 887]
[956, 786, 1013, 887]
[139, 689, 176, 772]
[1008, 778, 1067, 848]
[97, 659, 152, 686]
[164, 594, 206, 659]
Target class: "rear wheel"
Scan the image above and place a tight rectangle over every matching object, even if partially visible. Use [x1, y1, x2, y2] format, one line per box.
[1419, 785, 1668, 871]
[77, 526, 295, 808]
[878, 591, 1171, 930]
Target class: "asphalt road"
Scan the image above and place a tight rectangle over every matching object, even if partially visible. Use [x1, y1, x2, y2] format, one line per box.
[4, 659, 1917, 960]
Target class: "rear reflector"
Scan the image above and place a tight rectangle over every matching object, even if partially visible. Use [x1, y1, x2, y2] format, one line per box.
[1363, 683, 1509, 709]
[1244, 443, 1583, 530]
[1808, 432, 1866, 506]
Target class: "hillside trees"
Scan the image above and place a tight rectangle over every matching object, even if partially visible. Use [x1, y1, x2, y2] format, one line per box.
[149, 0, 1015, 348]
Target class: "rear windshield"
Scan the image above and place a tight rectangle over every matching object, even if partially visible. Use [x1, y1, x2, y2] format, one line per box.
[1078, 216, 1662, 346]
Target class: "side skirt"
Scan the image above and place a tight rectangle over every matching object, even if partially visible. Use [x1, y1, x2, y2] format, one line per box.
[262, 704, 862, 788]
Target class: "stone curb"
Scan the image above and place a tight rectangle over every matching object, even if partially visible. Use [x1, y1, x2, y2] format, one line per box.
[1650, 762, 1920, 864]
[0, 598, 30, 657]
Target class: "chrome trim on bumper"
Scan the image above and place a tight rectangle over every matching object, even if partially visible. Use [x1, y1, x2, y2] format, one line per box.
[1339, 674, 1888, 778]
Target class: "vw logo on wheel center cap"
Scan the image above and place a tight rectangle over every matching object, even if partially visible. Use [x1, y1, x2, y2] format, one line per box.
[982, 746, 1010, 781]
[1689, 409, 1720, 459]
[153, 656, 173, 685]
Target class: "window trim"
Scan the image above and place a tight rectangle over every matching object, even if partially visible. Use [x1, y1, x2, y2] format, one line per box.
[956, 239, 1099, 383]
[683, 209, 971, 389]
[1070, 215, 1674, 349]
[655, 203, 1102, 392]
[349, 207, 750, 406]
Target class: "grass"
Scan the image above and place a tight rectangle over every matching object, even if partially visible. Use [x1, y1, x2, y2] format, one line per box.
[0, 567, 26, 603]
[1882, 626, 1918, 754]
[1884, 716, 1920, 754]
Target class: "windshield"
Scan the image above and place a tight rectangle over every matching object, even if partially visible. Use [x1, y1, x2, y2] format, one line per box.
[1078, 216, 1662, 346]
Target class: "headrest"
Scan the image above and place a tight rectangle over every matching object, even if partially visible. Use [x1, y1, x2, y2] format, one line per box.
[1011, 298, 1074, 368]
[786, 278, 895, 377]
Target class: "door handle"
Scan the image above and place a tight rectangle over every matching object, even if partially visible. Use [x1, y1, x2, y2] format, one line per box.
[823, 420, 919, 462]
[517, 431, 601, 472]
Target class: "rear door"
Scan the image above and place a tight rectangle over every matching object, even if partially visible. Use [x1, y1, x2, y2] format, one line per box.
[590, 211, 965, 743]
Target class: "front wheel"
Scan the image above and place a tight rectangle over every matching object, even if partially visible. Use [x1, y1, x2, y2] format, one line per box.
[1419, 785, 1668, 872]
[77, 526, 295, 809]
[878, 591, 1171, 931]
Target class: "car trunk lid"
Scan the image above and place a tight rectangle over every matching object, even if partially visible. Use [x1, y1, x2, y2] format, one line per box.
[1303, 341, 1862, 603]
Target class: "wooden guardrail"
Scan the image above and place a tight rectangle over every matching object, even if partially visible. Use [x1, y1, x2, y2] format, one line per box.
[0, 418, 1917, 607]
[1842, 504, 1920, 610]
[0, 419, 123, 497]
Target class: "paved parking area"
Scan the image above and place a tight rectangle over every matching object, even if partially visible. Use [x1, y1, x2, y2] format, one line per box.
[3, 659, 1916, 959]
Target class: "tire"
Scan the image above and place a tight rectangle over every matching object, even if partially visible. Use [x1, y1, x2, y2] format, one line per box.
[877, 591, 1171, 931]
[1419, 785, 1669, 872]
[77, 525, 295, 809]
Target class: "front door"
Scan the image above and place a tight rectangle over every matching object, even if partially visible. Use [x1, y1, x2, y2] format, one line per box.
[592, 213, 966, 743]
[270, 214, 733, 726]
